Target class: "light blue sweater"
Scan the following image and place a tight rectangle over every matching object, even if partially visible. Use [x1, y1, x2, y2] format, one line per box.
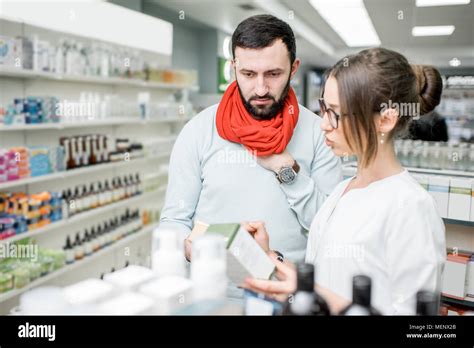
[159, 103, 343, 261]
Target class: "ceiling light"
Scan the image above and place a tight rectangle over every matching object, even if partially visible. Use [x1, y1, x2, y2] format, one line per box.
[416, 0, 471, 7]
[449, 58, 462, 67]
[412, 25, 455, 36]
[309, 0, 380, 47]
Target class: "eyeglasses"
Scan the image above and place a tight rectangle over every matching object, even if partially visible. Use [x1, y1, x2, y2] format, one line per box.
[318, 98, 340, 129]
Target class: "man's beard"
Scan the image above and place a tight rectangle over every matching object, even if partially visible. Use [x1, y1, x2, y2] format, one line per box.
[237, 78, 291, 120]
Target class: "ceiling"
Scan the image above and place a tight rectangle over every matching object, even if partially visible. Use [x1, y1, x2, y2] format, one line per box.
[148, 0, 474, 68]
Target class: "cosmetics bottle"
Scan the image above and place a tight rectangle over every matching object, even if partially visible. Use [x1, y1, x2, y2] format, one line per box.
[74, 232, 84, 261]
[64, 236, 75, 264]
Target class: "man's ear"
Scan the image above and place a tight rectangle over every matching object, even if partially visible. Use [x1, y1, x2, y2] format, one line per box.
[290, 58, 301, 79]
[377, 108, 399, 134]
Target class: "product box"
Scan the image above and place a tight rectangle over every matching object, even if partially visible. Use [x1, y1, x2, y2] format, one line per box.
[0, 35, 21, 67]
[139, 276, 193, 314]
[428, 176, 450, 218]
[98, 292, 154, 315]
[189, 222, 276, 285]
[448, 178, 472, 221]
[103, 265, 155, 291]
[62, 278, 116, 306]
[412, 173, 429, 190]
[442, 254, 470, 300]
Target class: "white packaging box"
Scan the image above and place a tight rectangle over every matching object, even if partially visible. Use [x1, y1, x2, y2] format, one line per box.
[139, 276, 193, 314]
[442, 255, 469, 300]
[98, 292, 155, 315]
[428, 176, 450, 218]
[412, 173, 429, 190]
[471, 182, 474, 222]
[103, 265, 155, 291]
[448, 178, 472, 221]
[63, 278, 116, 306]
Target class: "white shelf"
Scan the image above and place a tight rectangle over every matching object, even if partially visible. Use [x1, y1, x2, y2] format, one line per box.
[0, 116, 191, 131]
[0, 152, 171, 190]
[0, 187, 166, 245]
[344, 163, 474, 178]
[0, 66, 199, 91]
[0, 222, 159, 304]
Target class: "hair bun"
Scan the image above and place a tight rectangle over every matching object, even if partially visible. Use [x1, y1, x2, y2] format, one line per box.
[411, 64, 443, 115]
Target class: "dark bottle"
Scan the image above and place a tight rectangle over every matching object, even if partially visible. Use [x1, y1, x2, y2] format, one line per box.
[63, 236, 75, 264]
[339, 275, 381, 316]
[135, 173, 142, 194]
[74, 232, 84, 260]
[283, 263, 330, 316]
[416, 291, 439, 316]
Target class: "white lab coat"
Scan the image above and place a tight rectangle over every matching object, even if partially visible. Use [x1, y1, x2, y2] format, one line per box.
[305, 169, 446, 315]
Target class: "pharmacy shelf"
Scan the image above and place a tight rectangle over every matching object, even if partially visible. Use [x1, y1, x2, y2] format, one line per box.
[0, 116, 191, 131]
[0, 152, 171, 190]
[344, 163, 474, 178]
[0, 186, 166, 245]
[0, 66, 199, 91]
[443, 219, 474, 227]
[441, 296, 474, 310]
[0, 222, 159, 304]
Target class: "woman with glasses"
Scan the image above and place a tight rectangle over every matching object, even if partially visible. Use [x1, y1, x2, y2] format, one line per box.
[242, 47, 446, 315]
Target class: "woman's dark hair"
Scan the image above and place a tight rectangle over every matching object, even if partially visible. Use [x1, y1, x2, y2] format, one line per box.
[232, 14, 296, 65]
[324, 47, 443, 167]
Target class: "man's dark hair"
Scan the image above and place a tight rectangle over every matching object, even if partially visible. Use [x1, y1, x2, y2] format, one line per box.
[232, 14, 296, 65]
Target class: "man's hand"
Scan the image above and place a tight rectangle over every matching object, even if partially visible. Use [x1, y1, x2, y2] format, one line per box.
[256, 149, 295, 174]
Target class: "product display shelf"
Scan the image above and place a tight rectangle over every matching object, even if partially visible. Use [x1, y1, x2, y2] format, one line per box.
[342, 164, 474, 227]
[0, 221, 160, 304]
[0, 186, 166, 245]
[0, 152, 171, 190]
[0, 116, 192, 131]
[441, 295, 474, 310]
[344, 163, 474, 178]
[0, 66, 199, 91]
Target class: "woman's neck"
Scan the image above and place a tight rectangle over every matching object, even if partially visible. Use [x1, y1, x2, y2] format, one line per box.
[355, 143, 404, 186]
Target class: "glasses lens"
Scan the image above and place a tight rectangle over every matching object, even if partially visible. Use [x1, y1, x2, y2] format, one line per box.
[328, 109, 338, 129]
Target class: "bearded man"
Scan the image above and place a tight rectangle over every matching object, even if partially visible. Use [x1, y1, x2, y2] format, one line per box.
[159, 14, 342, 262]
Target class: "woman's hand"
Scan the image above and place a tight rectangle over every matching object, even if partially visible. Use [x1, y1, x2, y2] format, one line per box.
[242, 221, 270, 253]
[241, 252, 297, 302]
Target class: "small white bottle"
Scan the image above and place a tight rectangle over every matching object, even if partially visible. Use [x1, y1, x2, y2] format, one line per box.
[152, 229, 186, 278]
[191, 234, 228, 302]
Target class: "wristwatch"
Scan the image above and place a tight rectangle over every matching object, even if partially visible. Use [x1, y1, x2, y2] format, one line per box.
[276, 160, 300, 184]
[273, 250, 284, 262]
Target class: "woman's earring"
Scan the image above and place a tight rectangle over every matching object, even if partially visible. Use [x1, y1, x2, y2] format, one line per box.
[380, 133, 385, 144]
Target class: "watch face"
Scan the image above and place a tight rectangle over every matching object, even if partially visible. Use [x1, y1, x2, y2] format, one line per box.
[279, 167, 296, 184]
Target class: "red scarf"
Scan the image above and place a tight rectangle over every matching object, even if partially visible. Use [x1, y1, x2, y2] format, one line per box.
[216, 81, 299, 156]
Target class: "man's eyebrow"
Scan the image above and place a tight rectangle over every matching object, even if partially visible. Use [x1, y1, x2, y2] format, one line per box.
[239, 68, 284, 73]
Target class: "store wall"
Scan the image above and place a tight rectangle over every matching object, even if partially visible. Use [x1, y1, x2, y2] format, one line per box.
[141, 1, 218, 94]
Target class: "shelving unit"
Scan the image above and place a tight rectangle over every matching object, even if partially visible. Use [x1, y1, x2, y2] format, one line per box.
[0, 117, 190, 131]
[0, 186, 166, 245]
[0, 152, 171, 190]
[0, 16, 194, 313]
[0, 66, 199, 91]
[0, 221, 160, 304]
[441, 296, 474, 311]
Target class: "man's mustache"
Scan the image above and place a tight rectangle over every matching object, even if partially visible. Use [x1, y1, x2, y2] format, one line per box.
[249, 95, 276, 102]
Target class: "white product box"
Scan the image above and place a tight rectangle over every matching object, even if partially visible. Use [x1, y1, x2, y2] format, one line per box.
[103, 265, 155, 291]
[139, 276, 193, 314]
[428, 176, 450, 218]
[412, 173, 429, 190]
[98, 292, 154, 315]
[62, 278, 116, 306]
[0, 35, 20, 67]
[442, 255, 469, 300]
[448, 178, 472, 221]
